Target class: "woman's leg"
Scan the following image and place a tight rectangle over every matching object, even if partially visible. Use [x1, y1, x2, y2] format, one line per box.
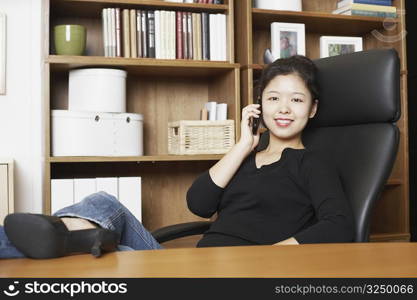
[0, 226, 25, 258]
[53, 191, 163, 250]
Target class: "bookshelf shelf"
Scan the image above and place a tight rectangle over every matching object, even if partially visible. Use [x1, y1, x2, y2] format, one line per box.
[48, 55, 239, 77]
[48, 154, 224, 163]
[252, 8, 398, 35]
[45, 0, 238, 236]
[51, 0, 229, 18]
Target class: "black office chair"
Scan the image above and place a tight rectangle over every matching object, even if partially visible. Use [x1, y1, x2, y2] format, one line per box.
[152, 49, 401, 244]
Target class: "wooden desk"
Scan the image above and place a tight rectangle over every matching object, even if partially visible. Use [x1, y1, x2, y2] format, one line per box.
[1, 243, 417, 278]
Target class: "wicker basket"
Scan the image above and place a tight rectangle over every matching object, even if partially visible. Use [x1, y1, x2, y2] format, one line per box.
[168, 120, 235, 155]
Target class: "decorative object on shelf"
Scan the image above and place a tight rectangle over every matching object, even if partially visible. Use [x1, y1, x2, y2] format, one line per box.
[54, 24, 86, 55]
[263, 48, 274, 64]
[271, 22, 305, 60]
[52, 110, 143, 156]
[333, 0, 396, 18]
[254, 0, 302, 11]
[69, 68, 127, 113]
[168, 120, 234, 154]
[319, 36, 363, 58]
[0, 12, 5, 95]
[204, 101, 228, 120]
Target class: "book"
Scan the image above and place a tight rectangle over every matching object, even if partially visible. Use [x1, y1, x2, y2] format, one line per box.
[333, 3, 396, 13]
[141, 10, 148, 58]
[122, 9, 131, 58]
[102, 9, 109, 56]
[115, 8, 122, 57]
[155, 10, 161, 59]
[176, 11, 183, 59]
[130, 9, 137, 58]
[340, 9, 396, 17]
[337, 0, 392, 9]
[110, 8, 116, 56]
[209, 14, 217, 61]
[107, 8, 113, 56]
[192, 13, 198, 60]
[219, 14, 227, 61]
[74, 178, 96, 204]
[118, 177, 142, 222]
[170, 11, 176, 59]
[194, 13, 202, 60]
[136, 10, 142, 57]
[201, 12, 210, 60]
[147, 10, 156, 58]
[96, 177, 118, 198]
[187, 12, 193, 59]
[182, 11, 188, 59]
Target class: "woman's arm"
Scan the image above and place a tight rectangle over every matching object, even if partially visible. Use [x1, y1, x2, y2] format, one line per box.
[187, 104, 261, 218]
[209, 104, 261, 188]
[292, 155, 355, 244]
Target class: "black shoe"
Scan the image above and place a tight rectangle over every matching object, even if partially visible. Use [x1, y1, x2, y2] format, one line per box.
[4, 213, 120, 259]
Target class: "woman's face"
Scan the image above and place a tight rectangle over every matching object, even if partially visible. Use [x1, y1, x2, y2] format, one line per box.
[261, 73, 317, 142]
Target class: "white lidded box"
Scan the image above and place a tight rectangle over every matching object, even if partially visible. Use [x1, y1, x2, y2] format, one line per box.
[69, 68, 127, 113]
[254, 0, 302, 11]
[52, 110, 143, 156]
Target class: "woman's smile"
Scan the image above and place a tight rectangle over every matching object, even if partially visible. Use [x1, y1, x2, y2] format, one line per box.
[275, 118, 293, 127]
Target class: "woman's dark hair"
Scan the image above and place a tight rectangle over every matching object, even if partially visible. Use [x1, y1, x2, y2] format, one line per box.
[255, 55, 320, 103]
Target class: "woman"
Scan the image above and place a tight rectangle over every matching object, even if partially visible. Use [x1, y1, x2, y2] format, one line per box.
[0, 55, 354, 259]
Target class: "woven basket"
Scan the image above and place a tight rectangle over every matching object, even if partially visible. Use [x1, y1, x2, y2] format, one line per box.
[168, 120, 235, 155]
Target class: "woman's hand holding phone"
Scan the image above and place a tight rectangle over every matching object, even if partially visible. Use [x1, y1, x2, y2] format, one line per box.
[238, 104, 261, 152]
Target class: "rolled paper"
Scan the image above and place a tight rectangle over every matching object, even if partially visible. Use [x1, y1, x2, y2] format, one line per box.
[216, 103, 228, 120]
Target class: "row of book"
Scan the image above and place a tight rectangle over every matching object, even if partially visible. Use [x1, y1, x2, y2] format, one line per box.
[165, 0, 223, 3]
[333, 0, 396, 18]
[102, 8, 227, 60]
[51, 177, 142, 221]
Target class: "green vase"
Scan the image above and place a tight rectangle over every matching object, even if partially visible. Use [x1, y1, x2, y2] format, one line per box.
[54, 25, 86, 55]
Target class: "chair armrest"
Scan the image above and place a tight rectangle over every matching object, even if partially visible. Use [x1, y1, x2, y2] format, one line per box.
[151, 221, 212, 243]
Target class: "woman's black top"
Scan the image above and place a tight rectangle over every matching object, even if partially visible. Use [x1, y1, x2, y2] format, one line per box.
[186, 148, 354, 247]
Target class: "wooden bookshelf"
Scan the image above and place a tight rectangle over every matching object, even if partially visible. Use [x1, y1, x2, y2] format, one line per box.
[235, 0, 410, 242]
[44, 0, 239, 234]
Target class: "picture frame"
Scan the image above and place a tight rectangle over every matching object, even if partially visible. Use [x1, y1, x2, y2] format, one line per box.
[319, 36, 363, 58]
[271, 22, 305, 61]
[0, 12, 5, 95]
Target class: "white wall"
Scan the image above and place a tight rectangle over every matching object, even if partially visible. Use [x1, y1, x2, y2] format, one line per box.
[0, 0, 44, 213]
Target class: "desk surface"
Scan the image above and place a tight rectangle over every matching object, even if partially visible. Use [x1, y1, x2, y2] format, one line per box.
[1, 243, 417, 278]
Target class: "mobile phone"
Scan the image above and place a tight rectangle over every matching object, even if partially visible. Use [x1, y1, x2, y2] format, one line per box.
[252, 96, 262, 135]
[252, 115, 260, 135]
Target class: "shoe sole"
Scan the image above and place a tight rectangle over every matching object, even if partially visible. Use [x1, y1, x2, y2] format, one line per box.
[4, 213, 68, 259]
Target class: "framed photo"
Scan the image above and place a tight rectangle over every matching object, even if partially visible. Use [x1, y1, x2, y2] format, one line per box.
[0, 12, 5, 95]
[271, 22, 305, 60]
[320, 36, 363, 58]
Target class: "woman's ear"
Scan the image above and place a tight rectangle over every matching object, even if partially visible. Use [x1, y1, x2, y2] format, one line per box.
[309, 99, 318, 118]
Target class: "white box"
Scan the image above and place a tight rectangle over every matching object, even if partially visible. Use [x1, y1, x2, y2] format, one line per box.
[118, 177, 142, 222]
[69, 68, 127, 113]
[254, 0, 302, 11]
[52, 110, 143, 156]
[51, 179, 74, 214]
[74, 178, 96, 203]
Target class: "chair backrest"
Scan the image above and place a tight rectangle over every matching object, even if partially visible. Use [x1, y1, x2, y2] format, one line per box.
[258, 49, 400, 242]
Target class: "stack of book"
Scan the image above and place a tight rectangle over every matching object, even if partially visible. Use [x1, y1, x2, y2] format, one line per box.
[164, 0, 223, 4]
[333, 0, 396, 18]
[102, 8, 227, 61]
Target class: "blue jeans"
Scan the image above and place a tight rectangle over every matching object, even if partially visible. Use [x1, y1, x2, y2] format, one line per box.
[0, 191, 163, 259]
